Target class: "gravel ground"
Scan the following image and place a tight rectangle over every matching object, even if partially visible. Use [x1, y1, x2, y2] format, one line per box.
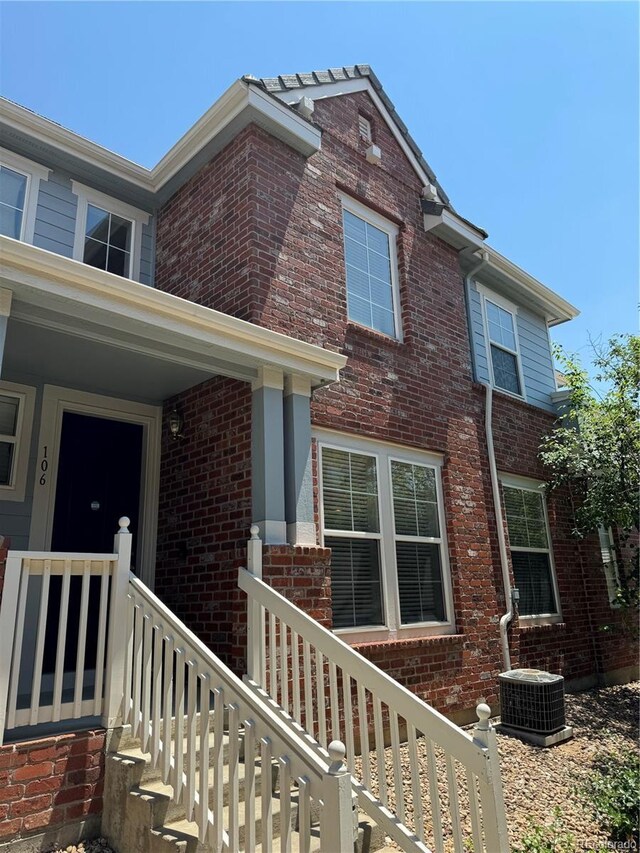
[356, 682, 639, 852]
[46, 683, 638, 853]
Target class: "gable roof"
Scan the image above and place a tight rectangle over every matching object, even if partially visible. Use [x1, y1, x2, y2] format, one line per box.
[243, 65, 453, 208]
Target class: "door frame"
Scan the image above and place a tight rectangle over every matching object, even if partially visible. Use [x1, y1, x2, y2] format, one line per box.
[29, 385, 162, 588]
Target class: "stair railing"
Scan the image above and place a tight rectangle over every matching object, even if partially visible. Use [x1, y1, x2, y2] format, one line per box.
[239, 527, 510, 853]
[122, 555, 355, 852]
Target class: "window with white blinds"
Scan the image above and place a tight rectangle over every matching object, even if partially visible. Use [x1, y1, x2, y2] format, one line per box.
[0, 382, 36, 503]
[320, 436, 452, 635]
[502, 479, 560, 619]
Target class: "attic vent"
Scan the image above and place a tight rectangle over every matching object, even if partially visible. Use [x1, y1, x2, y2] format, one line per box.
[358, 115, 372, 143]
[499, 669, 566, 734]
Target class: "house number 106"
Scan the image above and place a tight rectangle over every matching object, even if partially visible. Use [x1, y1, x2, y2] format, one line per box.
[39, 446, 48, 486]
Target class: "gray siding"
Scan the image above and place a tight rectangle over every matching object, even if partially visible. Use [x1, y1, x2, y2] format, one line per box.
[470, 281, 556, 411]
[0, 380, 42, 550]
[31, 169, 155, 284]
[33, 170, 77, 257]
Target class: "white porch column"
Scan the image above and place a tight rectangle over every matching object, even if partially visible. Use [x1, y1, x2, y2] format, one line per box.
[0, 289, 12, 376]
[252, 366, 287, 544]
[284, 374, 316, 545]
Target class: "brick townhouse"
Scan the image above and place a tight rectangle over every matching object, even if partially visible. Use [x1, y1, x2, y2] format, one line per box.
[0, 65, 636, 848]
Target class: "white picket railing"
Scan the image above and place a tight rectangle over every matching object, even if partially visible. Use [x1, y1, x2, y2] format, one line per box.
[0, 518, 131, 745]
[121, 563, 355, 852]
[239, 528, 510, 853]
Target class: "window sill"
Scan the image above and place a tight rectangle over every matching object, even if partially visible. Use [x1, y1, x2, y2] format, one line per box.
[345, 322, 404, 348]
[350, 633, 464, 653]
[517, 620, 566, 633]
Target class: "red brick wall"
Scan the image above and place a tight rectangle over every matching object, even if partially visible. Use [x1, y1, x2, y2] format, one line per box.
[154, 88, 635, 712]
[0, 729, 105, 844]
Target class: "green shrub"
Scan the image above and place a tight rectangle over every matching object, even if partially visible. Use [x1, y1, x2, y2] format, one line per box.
[584, 750, 640, 842]
[512, 807, 575, 853]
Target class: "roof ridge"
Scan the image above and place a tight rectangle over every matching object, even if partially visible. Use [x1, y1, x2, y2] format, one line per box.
[242, 65, 451, 208]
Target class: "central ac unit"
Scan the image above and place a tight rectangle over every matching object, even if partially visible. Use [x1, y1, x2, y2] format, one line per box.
[499, 669, 566, 735]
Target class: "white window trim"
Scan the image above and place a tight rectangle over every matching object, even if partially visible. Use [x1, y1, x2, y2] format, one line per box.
[476, 283, 527, 402]
[340, 192, 402, 342]
[500, 473, 562, 625]
[316, 428, 454, 643]
[598, 524, 622, 608]
[0, 380, 36, 502]
[71, 181, 150, 282]
[0, 148, 51, 243]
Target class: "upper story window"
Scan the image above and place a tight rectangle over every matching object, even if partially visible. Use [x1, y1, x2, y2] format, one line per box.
[0, 149, 50, 243]
[341, 194, 401, 340]
[478, 286, 525, 398]
[0, 381, 36, 503]
[318, 431, 453, 641]
[71, 181, 150, 281]
[501, 475, 561, 623]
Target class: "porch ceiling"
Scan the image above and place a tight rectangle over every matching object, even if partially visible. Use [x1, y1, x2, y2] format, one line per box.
[0, 238, 347, 394]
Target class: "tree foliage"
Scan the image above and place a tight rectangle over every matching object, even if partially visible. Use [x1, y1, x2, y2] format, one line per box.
[539, 334, 639, 612]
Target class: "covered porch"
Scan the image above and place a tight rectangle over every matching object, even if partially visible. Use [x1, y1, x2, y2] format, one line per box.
[0, 236, 346, 588]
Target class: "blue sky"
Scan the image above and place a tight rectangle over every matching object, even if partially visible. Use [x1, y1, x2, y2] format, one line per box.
[1, 1, 637, 373]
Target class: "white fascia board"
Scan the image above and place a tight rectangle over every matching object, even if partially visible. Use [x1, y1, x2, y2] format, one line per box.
[0, 237, 346, 385]
[0, 82, 320, 197]
[482, 246, 579, 325]
[0, 97, 154, 191]
[423, 208, 486, 250]
[273, 78, 441, 196]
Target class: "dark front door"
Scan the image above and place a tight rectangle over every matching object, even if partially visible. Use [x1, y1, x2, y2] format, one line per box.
[51, 411, 143, 554]
[43, 412, 144, 678]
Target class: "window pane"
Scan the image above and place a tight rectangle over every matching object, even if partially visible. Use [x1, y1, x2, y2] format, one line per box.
[391, 462, 439, 538]
[504, 486, 548, 549]
[86, 204, 110, 242]
[322, 449, 379, 533]
[343, 209, 397, 338]
[0, 167, 27, 211]
[0, 441, 14, 485]
[326, 537, 383, 628]
[0, 395, 19, 436]
[512, 552, 557, 615]
[371, 305, 395, 337]
[397, 542, 445, 623]
[109, 214, 132, 251]
[84, 237, 107, 270]
[365, 222, 390, 257]
[0, 204, 23, 239]
[106, 247, 129, 277]
[343, 210, 366, 242]
[491, 345, 521, 395]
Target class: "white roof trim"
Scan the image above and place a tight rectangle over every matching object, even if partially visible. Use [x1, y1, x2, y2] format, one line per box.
[272, 78, 441, 197]
[479, 246, 579, 325]
[0, 236, 346, 385]
[0, 81, 321, 195]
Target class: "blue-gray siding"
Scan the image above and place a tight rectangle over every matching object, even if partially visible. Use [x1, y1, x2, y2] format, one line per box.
[470, 281, 557, 411]
[31, 169, 155, 284]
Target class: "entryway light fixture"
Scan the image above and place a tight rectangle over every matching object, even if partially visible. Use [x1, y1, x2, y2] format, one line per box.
[168, 407, 184, 441]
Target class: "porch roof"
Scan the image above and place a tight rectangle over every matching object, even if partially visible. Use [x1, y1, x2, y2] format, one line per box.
[0, 237, 347, 396]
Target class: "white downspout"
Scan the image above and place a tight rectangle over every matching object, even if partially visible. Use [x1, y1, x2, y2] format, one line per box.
[463, 251, 513, 672]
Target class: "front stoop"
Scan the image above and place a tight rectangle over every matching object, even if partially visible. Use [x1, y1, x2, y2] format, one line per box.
[103, 720, 385, 853]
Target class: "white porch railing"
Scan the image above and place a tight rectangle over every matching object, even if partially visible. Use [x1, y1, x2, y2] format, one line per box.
[239, 527, 510, 853]
[0, 518, 132, 744]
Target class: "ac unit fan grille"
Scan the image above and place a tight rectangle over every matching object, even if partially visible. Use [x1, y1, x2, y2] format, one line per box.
[499, 671, 566, 735]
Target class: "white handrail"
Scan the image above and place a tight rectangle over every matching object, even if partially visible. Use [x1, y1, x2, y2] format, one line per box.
[238, 555, 510, 853]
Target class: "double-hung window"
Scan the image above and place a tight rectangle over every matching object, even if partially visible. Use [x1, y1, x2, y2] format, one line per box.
[598, 525, 621, 607]
[501, 476, 560, 621]
[72, 182, 150, 281]
[0, 381, 36, 503]
[0, 149, 50, 243]
[319, 432, 453, 639]
[479, 287, 524, 397]
[341, 195, 401, 339]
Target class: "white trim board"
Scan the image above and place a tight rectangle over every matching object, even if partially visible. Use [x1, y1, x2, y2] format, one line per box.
[28, 385, 161, 589]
